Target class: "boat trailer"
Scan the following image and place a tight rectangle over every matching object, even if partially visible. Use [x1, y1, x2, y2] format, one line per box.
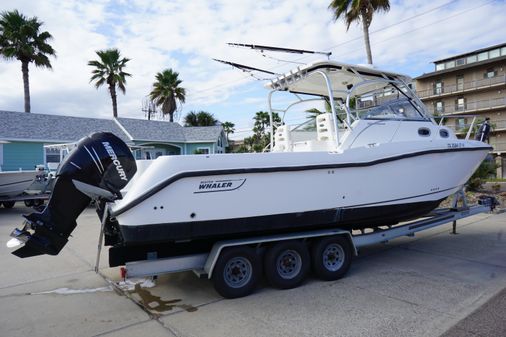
[94, 191, 496, 298]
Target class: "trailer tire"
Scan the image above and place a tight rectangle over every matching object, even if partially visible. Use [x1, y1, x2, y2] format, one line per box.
[212, 246, 260, 299]
[33, 199, 44, 207]
[2, 201, 15, 208]
[311, 236, 352, 281]
[264, 240, 310, 289]
[24, 200, 34, 207]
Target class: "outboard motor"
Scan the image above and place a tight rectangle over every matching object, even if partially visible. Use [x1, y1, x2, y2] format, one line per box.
[9, 132, 136, 258]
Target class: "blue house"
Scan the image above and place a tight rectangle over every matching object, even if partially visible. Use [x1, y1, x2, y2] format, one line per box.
[0, 110, 228, 171]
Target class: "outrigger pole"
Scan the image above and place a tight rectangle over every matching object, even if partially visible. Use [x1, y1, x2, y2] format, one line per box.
[227, 43, 332, 58]
[213, 58, 277, 75]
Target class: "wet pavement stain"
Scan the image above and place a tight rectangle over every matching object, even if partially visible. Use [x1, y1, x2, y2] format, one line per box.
[130, 283, 198, 313]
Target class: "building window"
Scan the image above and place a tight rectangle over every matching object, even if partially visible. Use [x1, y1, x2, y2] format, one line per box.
[466, 55, 477, 64]
[455, 58, 465, 66]
[455, 97, 466, 111]
[484, 68, 497, 78]
[489, 48, 500, 58]
[445, 60, 455, 69]
[435, 101, 444, 114]
[434, 80, 443, 94]
[435, 63, 444, 71]
[456, 75, 464, 91]
[196, 147, 210, 154]
[456, 118, 466, 131]
[477, 52, 488, 61]
[502, 47, 506, 56]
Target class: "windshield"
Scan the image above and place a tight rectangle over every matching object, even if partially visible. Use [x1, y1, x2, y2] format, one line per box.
[363, 98, 426, 121]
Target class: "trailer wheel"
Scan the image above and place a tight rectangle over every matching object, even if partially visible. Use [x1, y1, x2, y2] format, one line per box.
[264, 240, 310, 289]
[311, 236, 352, 281]
[24, 200, 34, 207]
[2, 201, 15, 208]
[33, 199, 44, 206]
[212, 246, 260, 299]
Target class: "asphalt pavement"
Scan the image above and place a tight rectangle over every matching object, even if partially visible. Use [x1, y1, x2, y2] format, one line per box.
[0, 204, 505, 337]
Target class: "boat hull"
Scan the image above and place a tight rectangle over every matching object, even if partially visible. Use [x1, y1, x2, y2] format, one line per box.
[110, 142, 489, 251]
[0, 171, 39, 197]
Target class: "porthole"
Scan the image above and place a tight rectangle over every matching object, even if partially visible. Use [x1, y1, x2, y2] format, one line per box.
[418, 128, 431, 137]
[439, 129, 449, 138]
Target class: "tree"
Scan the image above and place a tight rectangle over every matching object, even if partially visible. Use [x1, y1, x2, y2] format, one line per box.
[149, 69, 186, 122]
[222, 121, 235, 141]
[329, 0, 390, 64]
[88, 48, 131, 118]
[242, 111, 281, 152]
[184, 111, 218, 126]
[0, 10, 56, 112]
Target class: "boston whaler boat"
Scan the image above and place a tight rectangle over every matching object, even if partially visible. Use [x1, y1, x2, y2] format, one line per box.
[9, 61, 491, 297]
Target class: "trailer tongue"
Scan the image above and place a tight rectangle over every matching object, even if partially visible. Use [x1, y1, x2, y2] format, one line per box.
[9, 132, 136, 258]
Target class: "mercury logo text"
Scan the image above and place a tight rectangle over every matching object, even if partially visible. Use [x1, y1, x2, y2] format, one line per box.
[102, 142, 128, 181]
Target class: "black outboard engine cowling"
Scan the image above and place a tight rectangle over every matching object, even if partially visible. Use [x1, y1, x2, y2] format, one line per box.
[10, 132, 136, 258]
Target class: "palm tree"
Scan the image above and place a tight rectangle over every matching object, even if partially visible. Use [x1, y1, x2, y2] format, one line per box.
[88, 48, 131, 118]
[149, 69, 186, 122]
[222, 121, 235, 141]
[329, 0, 390, 64]
[184, 110, 218, 126]
[0, 10, 56, 112]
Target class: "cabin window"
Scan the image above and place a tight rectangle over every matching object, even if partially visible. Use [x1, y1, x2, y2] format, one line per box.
[418, 128, 431, 137]
[439, 129, 449, 138]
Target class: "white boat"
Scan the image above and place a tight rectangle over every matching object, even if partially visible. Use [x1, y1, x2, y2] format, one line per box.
[0, 170, 40, 198]
[9, 61, 490, 261]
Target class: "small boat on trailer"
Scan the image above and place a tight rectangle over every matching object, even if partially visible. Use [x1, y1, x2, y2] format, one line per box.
[8, 61, 493, 298]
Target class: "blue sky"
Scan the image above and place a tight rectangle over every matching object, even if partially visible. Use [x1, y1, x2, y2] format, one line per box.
[0, 0, 505, 139]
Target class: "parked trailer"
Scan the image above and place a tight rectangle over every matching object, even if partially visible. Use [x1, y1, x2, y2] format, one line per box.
[0, 193, 50, 209]
[94, 193, 495, 298]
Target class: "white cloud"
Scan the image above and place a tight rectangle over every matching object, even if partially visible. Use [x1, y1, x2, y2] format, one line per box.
[0, 0, 505, 131]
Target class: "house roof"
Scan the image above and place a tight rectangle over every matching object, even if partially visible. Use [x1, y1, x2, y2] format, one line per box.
[0, 110, 130, 143]
[116, 117, 186, 142]
[0, 110, 224, 144]
[183, 126, 224, 142]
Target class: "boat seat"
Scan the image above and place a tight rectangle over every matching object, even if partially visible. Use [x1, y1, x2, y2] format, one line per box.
[316, 113, 336, 142]
[273, 125, 292, 152]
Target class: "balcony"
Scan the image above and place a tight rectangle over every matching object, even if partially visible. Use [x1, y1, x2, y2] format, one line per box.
[427, 97, 506, 115]
[417, 75, 506, 100]
[448, 119, 506, 133]
[490, 141, 506, 153]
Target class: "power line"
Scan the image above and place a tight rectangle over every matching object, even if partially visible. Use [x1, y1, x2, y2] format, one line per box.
[192, 0, 466, 96]
[330, 0, 495, 60]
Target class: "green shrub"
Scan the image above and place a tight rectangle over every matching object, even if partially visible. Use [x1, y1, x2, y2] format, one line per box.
[467, 159, 497, 191]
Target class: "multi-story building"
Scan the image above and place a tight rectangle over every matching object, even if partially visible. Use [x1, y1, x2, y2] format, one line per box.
[415, 43, 506, 178]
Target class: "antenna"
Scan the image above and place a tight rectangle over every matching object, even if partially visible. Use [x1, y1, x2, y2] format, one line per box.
[142, 96, 158, 120]
[228, 43, 332, 58]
